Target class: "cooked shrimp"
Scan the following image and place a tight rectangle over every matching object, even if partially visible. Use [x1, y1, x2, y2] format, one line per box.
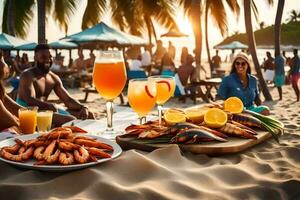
[38, 127, 72, 140]
[87, 147, 111, 158]
[74, 139, 113, 151]
[1, 144, 20, 154]
[43, 140, 60, 164]
[74, 146, 89, 164]
[58, 141, 79, 151]
[34, 146, 45, 161]
[0, 146, 34, 162]
[58, 152, 75, 165]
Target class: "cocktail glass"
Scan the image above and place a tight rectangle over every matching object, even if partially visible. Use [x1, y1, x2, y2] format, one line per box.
[128, 78, 157, 124]
[19, 107, 38, 134]
[148, 75, 176, 125]
[93, 50, 127, 139]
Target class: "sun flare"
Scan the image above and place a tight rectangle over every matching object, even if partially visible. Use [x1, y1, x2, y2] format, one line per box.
[176, 17, 193, 36]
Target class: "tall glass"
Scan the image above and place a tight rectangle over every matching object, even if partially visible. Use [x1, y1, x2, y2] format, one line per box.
[19, 107, 38, 134]
[149, 75, 176, 125]
[128, 79, 157, 124]
[93, 50, 127, 139]
[37, 110, 53, 132]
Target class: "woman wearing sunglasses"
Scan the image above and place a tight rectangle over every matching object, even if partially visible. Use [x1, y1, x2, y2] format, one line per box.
[217, 52, 270, 115]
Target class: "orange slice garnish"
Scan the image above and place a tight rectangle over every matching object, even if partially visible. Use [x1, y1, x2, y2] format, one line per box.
[157, 80, 171, 92]
[145, 85, 154, 98]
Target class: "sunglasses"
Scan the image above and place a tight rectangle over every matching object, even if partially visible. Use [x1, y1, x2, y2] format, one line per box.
[235, 61, 246, 66]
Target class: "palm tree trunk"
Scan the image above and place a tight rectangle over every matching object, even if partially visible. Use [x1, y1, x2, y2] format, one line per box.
[144, 16, 153, 47]
[274, 0, 285, 57]
[7, 0, 16, 36]
[191, 0, 202, 81]
[205, 2, 213, 75]
[244, 0, 272, 101]
[37, 0, 46, 43]
[149, 19, 157, 42]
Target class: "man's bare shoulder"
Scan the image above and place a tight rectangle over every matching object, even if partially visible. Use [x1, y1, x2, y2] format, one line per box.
[20, 67, 35, 80]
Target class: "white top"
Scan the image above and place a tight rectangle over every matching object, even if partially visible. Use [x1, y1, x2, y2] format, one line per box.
[141, 51, 151, 66]
[130, 59, 143, 71]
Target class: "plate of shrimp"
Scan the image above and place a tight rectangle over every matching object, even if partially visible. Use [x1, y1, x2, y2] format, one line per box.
[0, 127, 122, 172]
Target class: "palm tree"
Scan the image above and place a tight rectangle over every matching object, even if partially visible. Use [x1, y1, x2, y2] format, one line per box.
[244, 0, 273, 101]
[2, 0, 78, 43]
[81, 0, 179, 45]
[287, 9, 300, 23]
[274, 0, 285, 57]
[204, 0, 240, 74]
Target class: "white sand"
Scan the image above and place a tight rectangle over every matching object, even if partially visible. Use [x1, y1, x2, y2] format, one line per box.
[2, 84, 299, 199]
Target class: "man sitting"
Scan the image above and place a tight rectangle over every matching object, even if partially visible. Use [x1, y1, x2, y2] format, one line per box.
[17, 44, 94, 121]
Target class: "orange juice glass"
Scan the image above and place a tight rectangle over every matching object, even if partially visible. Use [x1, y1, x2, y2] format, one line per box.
[149, 75, 176, 125]
[92, 50, 127, 139]
[19, 107, 38, 134]
[128, 79, 157, 124]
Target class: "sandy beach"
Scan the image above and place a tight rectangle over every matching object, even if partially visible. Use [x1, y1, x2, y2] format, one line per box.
[1, 83, 300, 200]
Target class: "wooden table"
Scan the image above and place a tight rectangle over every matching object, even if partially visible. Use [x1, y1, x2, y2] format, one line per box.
[184, 78, 222, 104]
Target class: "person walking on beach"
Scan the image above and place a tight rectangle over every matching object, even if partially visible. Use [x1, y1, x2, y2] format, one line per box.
[211, 50, 222, 72]
[17, 44, 94, 120]
[180, 47, 189, 65]
[263, 51, 275, 83]
[141, 46, 152, 75]
[168, 41, 176, 60]
[289, 49, 300, 101]
[274, 54, 286, 100]
[217, 53, 270, 115]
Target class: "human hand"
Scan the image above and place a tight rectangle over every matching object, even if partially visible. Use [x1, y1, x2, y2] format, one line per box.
[48, 104, 58, 112]
[79, 106, 89, 120]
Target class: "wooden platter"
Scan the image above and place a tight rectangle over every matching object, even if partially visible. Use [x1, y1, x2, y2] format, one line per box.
[116, 131, 272, 155]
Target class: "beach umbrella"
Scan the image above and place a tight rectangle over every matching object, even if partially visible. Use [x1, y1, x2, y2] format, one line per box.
[15, 42, 38, 51]
[161, 30, 189, 38]
[49, 40, 78, 49]
[214, 41, 248, 50]
[64, 22, 148, 47]
[0, 33, 30, 50]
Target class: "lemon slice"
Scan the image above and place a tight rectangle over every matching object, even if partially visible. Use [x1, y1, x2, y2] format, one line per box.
[204, 108, 227, 128]
[184, 107, 209, 123]
[164, 110, 186, 125]
[224, 97, 244, 114]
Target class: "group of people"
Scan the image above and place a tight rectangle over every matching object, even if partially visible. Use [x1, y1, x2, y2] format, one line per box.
[0, 44, 94, 133]
[1, 40, 299, 133]
[262, 50, 300, 101]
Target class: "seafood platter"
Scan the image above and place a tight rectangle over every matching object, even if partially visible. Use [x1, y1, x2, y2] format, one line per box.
[0, 126, 122, 171]
[116, 98, 284, 155]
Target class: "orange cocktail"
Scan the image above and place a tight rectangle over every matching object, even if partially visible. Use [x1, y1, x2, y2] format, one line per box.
[149, 75, 176, 125]
[128, 79, 157, 123]
[19, 107, 38, 134]
[155, 78, 176, 105]
[93, 61, 127, 100]
[92, 50, 127, 139]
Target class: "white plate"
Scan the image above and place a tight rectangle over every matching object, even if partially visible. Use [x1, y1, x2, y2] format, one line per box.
[0, 133, 122, 172]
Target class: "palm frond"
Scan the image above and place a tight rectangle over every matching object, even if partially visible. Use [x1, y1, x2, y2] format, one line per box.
[150, 0, 179, 31]
[2, 0, 35, 39]
[110, 0, 144, 36]
[179, 0, 192, 15]
[250, 0, 259, 23]
[81, 0, 107, 30]
[53, 0, 78, 34]
[209, 0, 228, 36]
[225, 0, 240, 19]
